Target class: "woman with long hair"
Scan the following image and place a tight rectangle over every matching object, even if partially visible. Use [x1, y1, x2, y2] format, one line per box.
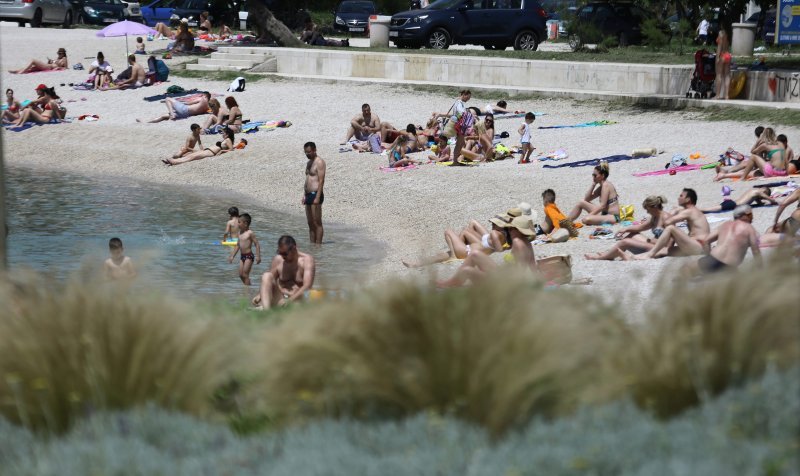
[9, 48, 68, 74]
[13, 87, 64, 126]
[585, 196, 671, 260]
[2, 89, 22, 124]
[567, 161, 621, 225]
[715, 29, 731, 100]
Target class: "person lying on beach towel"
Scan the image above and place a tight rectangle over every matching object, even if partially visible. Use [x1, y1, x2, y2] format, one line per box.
[11, 86, 65, 127]
[483, 100, 524, 115]
[700, 186, 777, 213]
[162, 126, 236, 165]
[138, 91, 210, 123]
[9, 48, 68, 74]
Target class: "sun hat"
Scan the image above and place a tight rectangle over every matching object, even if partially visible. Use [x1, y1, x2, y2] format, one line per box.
[507, 216, 537, 236]
[35, 84, 47, 91]
[517, 202, 532, 216]
[489, 213, 512, 228]
[507, 205, 538, 222]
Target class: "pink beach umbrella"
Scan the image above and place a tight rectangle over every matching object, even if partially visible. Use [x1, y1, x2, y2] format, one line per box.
[96, 20, 157, 57]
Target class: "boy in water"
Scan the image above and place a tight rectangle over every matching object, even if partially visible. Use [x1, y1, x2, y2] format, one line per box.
[104, 237, 137, 280]
[228, 213, 260, 285]
[518, 112, 535, 164]
[223, 206, 240, 242]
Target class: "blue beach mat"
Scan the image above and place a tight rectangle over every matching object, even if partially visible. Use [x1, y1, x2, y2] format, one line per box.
[538, 120, 617, 130]
[542, 154, 634, 169]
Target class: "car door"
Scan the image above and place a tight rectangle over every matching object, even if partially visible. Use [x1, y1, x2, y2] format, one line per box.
[592, 3, 615, 37]
[461, 0, 496, 40]
[144, 0, 174, 26]
[484, 0, 522, 41]
[46, 0, 67, 22]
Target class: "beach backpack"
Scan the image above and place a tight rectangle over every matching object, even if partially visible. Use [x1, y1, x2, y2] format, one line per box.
[227, 77, 246, 92]
[454, 110, 475, 136]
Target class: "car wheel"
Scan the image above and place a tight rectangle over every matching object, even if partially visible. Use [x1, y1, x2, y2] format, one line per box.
[17, 21, 26, 27]
[31, 8, 42, 28]
[514, 30, 538, 51]
[62, 10, 73, 28]
[568, 34, 581, 51]
[618, 31, 629, 47]
[484, 44, 507, 51]
[427, 27, 450, 49]
[76, 13, 85, 25]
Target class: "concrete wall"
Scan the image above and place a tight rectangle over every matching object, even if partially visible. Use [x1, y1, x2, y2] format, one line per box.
[743, 70, 800, 103]
[245, 47, 693, 96]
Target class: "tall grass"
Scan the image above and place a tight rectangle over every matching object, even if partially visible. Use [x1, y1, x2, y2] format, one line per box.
[0, 274, 244, 433]
[254, 273, 625, 435]
[617, 255, 800, 418]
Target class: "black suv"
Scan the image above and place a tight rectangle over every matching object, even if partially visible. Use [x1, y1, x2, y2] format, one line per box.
[389, 0, 548, 50]
[570, 1, 661, 47]
[170, 0, 239, 27]
[333, 0, 377, 35]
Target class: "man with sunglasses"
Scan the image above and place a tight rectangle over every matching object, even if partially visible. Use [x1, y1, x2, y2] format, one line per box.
[684, 204, 761, 276]
[253, 235, 316, 310]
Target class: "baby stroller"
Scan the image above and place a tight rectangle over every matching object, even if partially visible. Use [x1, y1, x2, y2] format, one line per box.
[686, 49, 716, 99]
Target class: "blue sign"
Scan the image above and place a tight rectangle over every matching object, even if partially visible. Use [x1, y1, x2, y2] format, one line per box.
[776, 0, 800, 44]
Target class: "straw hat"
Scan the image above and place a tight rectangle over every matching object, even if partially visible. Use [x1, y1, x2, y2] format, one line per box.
[507, 216, 537, 236]
[506, 204, 537, 222]
[488, 213, 512, 228]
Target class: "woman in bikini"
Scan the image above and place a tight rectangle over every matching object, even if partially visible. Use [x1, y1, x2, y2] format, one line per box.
[402, 213, 513, 268]
[202, 98, 228, 132]
[715, 128, 787, 180]
[2, 89, 22, 124]
[461, 113, 495, 162]
[567, 161, 621, 225]
[222, 96, 243, 133]
[10, 48, 68, 74]
[198, 11, 212, 34]
[714, 29, 731, 100]
[13, 87, 65, 126]
[387, 135, 422, 168]
[585, 196, 671, 260]
[163, 126, 234, 165]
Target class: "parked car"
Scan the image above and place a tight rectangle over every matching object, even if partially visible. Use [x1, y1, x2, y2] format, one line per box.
[141, 0, 175, 26]
[333, 0, 376, 35]
[389, 0, 549, 51]
[169, 0, 239, 28]
[120, 0, 142, 21]
[0, 0, 73, 27]
[70, 0, 129, 25]
[570, 1, 667, 47]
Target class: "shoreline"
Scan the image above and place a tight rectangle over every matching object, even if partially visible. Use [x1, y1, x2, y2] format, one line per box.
[3, 26, 797, 316]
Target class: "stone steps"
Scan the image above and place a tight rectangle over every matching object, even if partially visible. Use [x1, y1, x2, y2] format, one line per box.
[185, 48, 277, 72]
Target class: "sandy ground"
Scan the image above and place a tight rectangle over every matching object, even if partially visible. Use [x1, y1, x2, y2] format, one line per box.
[2, 25, 795, 315]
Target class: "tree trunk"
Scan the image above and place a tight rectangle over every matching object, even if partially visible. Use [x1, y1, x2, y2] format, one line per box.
[247, 0, 302, 47]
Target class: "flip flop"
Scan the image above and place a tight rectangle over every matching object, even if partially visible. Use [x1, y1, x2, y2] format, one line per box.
[161, 159, 172, 165]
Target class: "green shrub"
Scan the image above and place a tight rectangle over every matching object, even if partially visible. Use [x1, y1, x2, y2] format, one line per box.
[617, 255, 800, 418]
[253, 274, 624, 435]
[641, 18, 669, 50]
[1, 368, 797, 475]
[0, 275, 244, 433]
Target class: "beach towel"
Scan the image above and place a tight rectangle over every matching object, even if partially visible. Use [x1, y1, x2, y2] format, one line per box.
[538, 148, 568, 161]
[542, 154, 635, 169]
[241, 120, 292, 134]
[380, 164, 418, 172]
[3, 119, 67, 132]
[538, 120, 617, 130]
[144, 88, 200, 102]
[633, 164, 704, 177]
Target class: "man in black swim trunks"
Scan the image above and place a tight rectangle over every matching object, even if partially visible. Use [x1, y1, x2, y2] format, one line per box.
[685, 204, 762, 276]
[303, 141, 326, 245]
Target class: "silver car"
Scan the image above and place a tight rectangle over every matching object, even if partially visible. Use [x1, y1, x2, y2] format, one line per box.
[0, 0, 74, 27]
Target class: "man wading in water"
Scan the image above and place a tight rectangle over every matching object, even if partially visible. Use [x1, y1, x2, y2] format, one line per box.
[303, 141, 326, 245]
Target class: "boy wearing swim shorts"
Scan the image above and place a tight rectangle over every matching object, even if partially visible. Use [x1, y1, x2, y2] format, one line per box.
[518, 112, 535, 164]
[228, 213, 261, 285]
[223, 206, 239, 242]
[104, 237, 137, 280]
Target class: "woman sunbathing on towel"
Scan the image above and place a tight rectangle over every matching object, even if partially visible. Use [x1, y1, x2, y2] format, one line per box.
[567, 161, 621, 225]
[402, 212, 514, 268]
[2, 89, 22, 124]
[10, 48, 68, 74]
[13, 87, 65, 126]
[163, 127, 234, 165]
[585, 195, 671, 260]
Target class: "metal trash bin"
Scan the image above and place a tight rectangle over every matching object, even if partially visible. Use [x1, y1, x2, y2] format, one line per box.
[369, 15, 392, 48]
[238, 11, 248, 31]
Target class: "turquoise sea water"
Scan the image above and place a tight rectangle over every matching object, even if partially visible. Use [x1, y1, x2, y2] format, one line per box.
[5, 166, 382, 299]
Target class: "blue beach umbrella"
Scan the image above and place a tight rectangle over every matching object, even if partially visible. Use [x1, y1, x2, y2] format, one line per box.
[96, 20, 157, 57]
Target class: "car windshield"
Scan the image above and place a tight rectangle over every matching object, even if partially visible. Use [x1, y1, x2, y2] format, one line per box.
[428, 0, 466, 10]
[338, 1, 375, 13]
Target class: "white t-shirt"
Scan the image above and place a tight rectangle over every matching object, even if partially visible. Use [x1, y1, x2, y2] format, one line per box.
[698, 19, 709, 35]
[91, 60, 112, 73]
[520, 122, 531, 143]
[450, 99, 466, 122]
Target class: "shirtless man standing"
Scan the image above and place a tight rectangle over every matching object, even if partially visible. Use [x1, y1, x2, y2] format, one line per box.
[117, 55, 146, 89]
[341, 103, 381, 144]
[303, 141, 326, 245]
[636, 188, 710, 259]
[253, 235, 316, 309]
[138, 91, 211, 123]
[174, 123, 203, 158]
[684, 205, 761, 276]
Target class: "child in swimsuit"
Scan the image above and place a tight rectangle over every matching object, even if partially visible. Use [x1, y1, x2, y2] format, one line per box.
[228, 213, 261, 285]
[223, 206, 240, 242]
[104, 237, 137, 280]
